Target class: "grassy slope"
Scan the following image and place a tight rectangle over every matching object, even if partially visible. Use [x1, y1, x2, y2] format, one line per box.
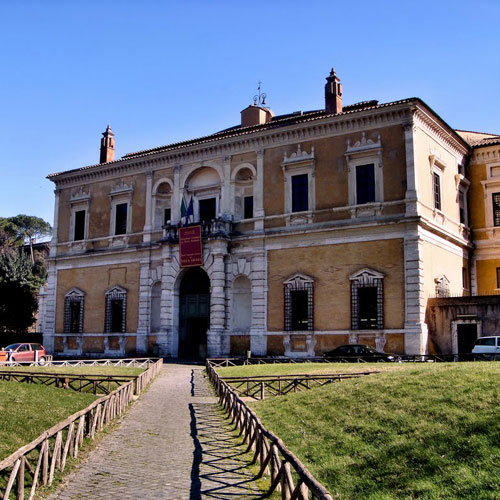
[0, 381, 97, 459]
[217, 362, 405, 378]
[244, 363, 500, 500]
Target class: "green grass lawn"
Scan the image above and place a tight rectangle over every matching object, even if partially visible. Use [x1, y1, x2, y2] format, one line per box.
[0, 381, 97, 459]
[227, 363, 500, 499]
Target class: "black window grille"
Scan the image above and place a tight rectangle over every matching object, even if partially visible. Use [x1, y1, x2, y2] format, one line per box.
[243, 196, 254, 219]
[433, 173, 441, 211]
[105, 288, 127, 333]
[356, 164, 375, 204]
[74, 210, 86, 241]
[497, 268, 500, 289]
[115, 203, 128, 235]
[284, 278, 314, 331]
[64, 294, 84, 333]
[351, 277, 383, 330]
[291, 174, 308, 212]
[199, 198, 216, 222]
[493, 193, 500, 226]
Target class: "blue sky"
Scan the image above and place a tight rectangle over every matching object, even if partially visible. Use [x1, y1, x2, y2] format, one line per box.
[1, 0, 499, 227]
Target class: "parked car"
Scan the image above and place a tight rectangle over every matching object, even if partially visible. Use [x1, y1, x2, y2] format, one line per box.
[472, 336, 500, 359]
[323, 344, 397, 362]
[3, 343, 47, 364]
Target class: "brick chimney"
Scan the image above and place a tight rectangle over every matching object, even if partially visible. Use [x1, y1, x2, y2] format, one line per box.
[240, 105, 274, 127]
[100, 125, 115, 163]
[325, 68, 342, 114]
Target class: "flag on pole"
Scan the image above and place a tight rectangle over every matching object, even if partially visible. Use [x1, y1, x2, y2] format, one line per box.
[186, 196, 194, 223]
[180, 196, 187, 219]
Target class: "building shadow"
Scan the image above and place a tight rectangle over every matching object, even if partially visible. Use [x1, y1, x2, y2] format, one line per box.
[189, 402, 267, 499]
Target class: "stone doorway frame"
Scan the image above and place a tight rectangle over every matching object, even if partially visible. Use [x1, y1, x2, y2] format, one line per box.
[451, 319, 481, 354]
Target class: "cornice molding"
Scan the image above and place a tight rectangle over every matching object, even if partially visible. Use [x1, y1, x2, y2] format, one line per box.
[50, 104, 415, 187]
[413, 108, 469, 158]
[470, 145, 500, 165]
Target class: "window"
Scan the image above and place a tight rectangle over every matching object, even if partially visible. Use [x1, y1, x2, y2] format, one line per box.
[243, 196, 254, 219]
[493, 193, 500, 226]
[459, 191, 466, 224]
[63, 289, 85, 334]
[292, 174, 309, 212]
[356, 164, 375, 204]
[199, 198, 216, 222]
[496, 268, 500, 289]
[462, 267, 468, 290]
[433, 172, 441, 211]
[163, 208, 171, 226]
[105, 287, 127, 333]
[115, 203, 128, 235]
[74, 210, 86, 241]
[350, 269, 384, 330]
[284, 274, 314, 332]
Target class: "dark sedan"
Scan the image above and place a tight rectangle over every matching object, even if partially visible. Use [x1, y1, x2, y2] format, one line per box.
[323, 344, 397, 362]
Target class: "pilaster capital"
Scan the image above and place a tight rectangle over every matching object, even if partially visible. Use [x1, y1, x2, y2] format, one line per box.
[256, 149, 265, 159]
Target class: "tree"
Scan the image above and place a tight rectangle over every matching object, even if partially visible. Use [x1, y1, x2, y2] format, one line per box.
[6, 215, 52, 263]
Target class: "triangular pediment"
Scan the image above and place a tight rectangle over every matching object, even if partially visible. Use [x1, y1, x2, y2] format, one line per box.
[349, 268, 384, 283]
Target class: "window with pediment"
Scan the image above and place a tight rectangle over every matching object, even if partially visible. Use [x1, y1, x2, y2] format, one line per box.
[284, 273, 314, 331]
[105, 286, 127, 333]
[64, 288, 85, 333]
[109, 181, 133, 236]
[345, 133, 383, 207]
[153, 180, 173, 229]
[350, 269, 384, 330]
[69, 188, 90, 242]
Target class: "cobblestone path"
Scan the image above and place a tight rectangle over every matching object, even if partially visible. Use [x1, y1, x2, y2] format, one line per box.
[48, 363, 266, 499]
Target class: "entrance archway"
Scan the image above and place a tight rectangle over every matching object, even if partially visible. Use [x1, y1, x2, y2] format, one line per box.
[178, 268, 210, 358]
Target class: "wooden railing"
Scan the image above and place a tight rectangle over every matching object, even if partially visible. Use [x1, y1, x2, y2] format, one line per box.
[2, 358, 160, 368]
[206, 360, 334, 500]
[221, 372, 374, 400]
[0, 359, 162, 499]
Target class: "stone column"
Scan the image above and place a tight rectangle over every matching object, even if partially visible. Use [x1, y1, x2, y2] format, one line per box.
[208, 241, 228, 357]
[254, 150, 265, 230]
[136, 259, 151, 354]
[404, 233, 428, 355]
[171, 165, 181, 224]
[250, 249, 267, 355]
[143, 171, 153, 242]
[404, 117, 419, 217]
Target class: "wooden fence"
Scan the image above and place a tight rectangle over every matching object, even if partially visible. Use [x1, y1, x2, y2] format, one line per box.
[221, 372, 374, 400]
[0, 359, 162, 499]
[2, 358, 160, 369]
[206, 360, 334, 500]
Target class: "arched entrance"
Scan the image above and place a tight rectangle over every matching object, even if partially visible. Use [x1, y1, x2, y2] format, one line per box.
[178, 268, 210, 358]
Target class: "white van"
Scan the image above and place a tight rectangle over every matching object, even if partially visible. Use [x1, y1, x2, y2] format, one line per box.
[471, 336, 500, 359]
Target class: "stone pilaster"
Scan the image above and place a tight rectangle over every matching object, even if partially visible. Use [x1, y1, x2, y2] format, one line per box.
[49, 188, 60, 258]
[221, 155, 231, 216]
[161, 246, 176, 357]
[171, 165, 181, 224]
[208, 241, 228, 357]
[143, 171, 153, 242]
[254, 150, 265, 230]
[250, 249, 267, 355]
[404, 234, 428, 354]
[404, 117, 419, 217]
[42, 265, 58, 354]
[136, 259, 152, 354]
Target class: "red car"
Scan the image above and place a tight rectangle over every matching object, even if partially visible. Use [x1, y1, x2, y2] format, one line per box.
[3, 343, 47, 364]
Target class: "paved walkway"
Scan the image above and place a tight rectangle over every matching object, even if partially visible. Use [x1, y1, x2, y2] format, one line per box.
[48, 364, 266, 499]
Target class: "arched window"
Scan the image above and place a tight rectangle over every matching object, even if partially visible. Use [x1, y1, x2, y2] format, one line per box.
[153, 181, 172, 229]
[184, 167, 222, 223]
[283, 274, 314, 331]
[232, 165, 256, 221]
[105, 286, 127, 333]
[350, 269, 384, 330]
[64, 288, 85, 333]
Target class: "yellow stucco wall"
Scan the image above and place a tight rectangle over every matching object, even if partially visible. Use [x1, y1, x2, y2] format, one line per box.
[55, 263, 140, 333]
[476, 259, 500, 295]
[468, 162, 487, 230]
[267, 239, 405, 331]
[421, 240, 467, 298]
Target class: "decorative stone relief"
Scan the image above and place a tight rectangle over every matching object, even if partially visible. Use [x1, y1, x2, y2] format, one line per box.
[282, 144, 315, 165]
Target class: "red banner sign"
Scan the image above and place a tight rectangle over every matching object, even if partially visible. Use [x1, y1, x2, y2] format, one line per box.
[179, 225, 203, 268]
